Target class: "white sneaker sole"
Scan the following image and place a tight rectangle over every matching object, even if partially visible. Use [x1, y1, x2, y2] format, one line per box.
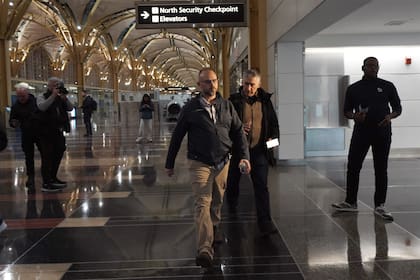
[332, 205, 358, 212]
[0, 222, 7, 233]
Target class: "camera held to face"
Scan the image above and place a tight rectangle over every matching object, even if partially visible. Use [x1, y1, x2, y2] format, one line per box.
[57, 85, 69, 95]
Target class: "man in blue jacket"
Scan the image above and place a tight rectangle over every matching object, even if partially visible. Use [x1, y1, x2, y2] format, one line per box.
[165, 68, 250, 268]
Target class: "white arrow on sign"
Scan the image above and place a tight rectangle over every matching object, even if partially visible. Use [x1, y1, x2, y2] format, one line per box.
[141, 11, 150, 19]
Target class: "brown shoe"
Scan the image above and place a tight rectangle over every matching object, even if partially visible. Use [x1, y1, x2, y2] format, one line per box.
[195, 251, 212, 268]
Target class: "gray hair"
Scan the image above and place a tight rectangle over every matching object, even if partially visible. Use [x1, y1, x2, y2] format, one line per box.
[243, 69, 261, 79]
[48, 77, 64, 88]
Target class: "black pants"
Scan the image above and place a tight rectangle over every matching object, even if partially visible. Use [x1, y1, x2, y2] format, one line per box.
[39, 129, 66, 183]
[226, 146, 272, 225]
[21, 131, 41, 177]
[345, 126, 391, 207]
[83, 113, 92, 135]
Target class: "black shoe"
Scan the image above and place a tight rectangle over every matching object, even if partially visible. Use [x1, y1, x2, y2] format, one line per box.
[226, 198, 238, 213]
[51, 178, 67, 187]
[259, 221, 278, 236]
[25, 176, 35, 189]
[195, 251, 212, 268]
[27, 188, 36, 195]
[213, 226, 225, 245]
[228, 204, 237, 214]
[41, 183, 64, 192]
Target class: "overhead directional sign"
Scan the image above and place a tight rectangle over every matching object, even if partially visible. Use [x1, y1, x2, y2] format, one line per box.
[136, 1, 247, 28]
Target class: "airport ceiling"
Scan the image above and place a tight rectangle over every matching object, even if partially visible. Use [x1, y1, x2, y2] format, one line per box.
[5, 0, 225, 87]
[319, 0, 420, 35]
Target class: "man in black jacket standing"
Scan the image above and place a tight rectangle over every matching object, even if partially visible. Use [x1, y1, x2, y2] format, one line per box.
[165, 68, 250, 268]
[332, 57, 402, 221]
[37, 77, 73, 192]
[226, 69, 280, 236]
[9, 82, 41, 193]
[81, 89, 96, 136]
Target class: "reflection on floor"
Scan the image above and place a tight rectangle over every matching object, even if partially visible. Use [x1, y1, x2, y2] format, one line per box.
[0, 117, 420, 279]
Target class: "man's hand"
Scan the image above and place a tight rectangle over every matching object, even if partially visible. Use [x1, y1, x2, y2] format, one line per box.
[243, 121, 252, 135]
[353, 112, 366, 123]
[10, 119, 20, 128]
[378, 114, 391, 127]
[52, 85, 61, 98]
[166, 168, 174, 177]
[238, 159, 251, 174]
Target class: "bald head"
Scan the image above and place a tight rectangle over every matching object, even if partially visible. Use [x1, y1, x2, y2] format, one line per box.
[197, 68, 218, 99]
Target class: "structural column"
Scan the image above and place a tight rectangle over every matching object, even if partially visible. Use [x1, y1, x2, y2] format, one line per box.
[276, 42, 304, 160]
[74, 53, 85, 105]
[248, 0, 268, 88]
[0, 38, 11, 125]
[112, 69, 119, 105]
[221, 28, 231, 98]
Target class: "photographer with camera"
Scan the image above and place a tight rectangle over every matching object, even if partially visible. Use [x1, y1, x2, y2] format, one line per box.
[36, 77, 73, 192]
[9, 82, 41, 193]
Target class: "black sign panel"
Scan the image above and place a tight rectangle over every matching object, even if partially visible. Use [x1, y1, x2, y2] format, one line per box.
[136, 1, 247, 28]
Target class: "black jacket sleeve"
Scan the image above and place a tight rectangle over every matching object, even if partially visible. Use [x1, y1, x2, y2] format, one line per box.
[389, 82, 402, 116]
[0, 125, 7, 151]
[266, 96, 280, 140]
[228, 100, 249, 161]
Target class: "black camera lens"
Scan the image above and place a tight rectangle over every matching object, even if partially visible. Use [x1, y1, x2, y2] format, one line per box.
[58, 86, 68, 95]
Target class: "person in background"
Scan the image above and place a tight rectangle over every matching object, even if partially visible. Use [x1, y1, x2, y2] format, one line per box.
[0, 123, 8, 232]
[226, 69, 280, 236]
[9, 82, 41, 194]
[81, 89, 96, 137]
[136, 93, 154, 143]
[165, 68, 251, 268]
[37, 77, 73, 192]
[332, 57, 402, 221]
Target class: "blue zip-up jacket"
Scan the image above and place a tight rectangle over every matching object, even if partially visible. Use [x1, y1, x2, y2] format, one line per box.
[165, 92, 249, 168]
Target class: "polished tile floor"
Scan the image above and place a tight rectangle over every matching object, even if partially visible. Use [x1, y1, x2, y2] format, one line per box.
[1, 115, 420, 279]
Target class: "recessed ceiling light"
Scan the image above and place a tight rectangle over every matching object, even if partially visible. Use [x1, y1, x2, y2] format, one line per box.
[384, 20, 407, 26]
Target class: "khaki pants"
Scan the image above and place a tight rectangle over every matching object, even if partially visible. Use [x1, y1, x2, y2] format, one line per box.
[189, 159, 230, 258]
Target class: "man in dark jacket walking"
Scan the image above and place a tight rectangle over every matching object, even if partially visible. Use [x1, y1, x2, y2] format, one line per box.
[9, 82, 41, 193]
[165, 68, 250, 268]
[81, 89, 96, 136]
[226, 69, 280, 236]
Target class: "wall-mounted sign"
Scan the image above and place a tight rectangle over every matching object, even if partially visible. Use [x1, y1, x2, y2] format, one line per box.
[136, 1, 247, 28]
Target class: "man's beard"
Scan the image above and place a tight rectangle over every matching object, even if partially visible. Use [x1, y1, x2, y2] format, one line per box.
[203, 89, 216, 97]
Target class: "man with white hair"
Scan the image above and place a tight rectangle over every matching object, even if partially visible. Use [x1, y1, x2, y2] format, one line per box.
[9, 82, 40, 194]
